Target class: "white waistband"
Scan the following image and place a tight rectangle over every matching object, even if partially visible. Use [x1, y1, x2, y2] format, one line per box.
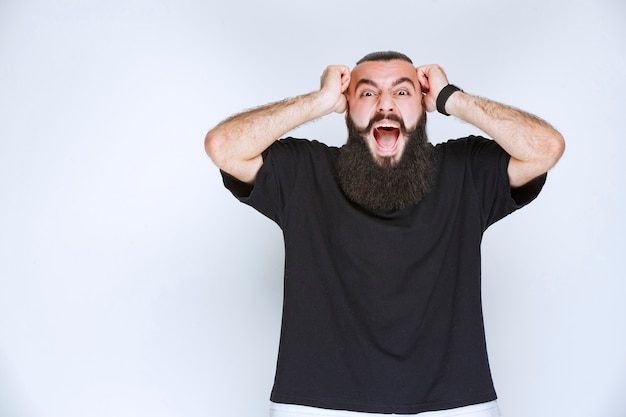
[270, 400, 500, 417]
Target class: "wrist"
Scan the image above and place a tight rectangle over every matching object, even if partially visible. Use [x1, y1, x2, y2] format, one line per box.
[436, 84, 462, 116]
[309, 89, 333, 114]
[315, 88, 347, 115]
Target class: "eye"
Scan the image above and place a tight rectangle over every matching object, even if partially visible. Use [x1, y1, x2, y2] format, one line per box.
[360, 90, 376, 97]
[396, 89, 410, 96]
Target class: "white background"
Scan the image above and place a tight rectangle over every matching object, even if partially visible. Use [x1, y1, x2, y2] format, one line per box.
[1, 1, 624, 416]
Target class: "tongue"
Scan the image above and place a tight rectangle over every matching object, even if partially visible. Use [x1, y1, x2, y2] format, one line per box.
[376, 128, 398, 149]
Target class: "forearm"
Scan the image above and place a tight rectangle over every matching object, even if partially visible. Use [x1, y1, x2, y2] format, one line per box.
[445, 91, 565, 187]
[205, 91, 331, 183]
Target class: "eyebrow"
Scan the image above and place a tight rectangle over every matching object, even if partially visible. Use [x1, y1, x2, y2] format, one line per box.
[355, 77, 416, 90]
[392, 77, 416, 88]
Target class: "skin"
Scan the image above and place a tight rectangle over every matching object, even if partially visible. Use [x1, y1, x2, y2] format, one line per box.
[346, 60, 423, 165]
[205, 65, 350, 184]
[205, 60, 565, 188]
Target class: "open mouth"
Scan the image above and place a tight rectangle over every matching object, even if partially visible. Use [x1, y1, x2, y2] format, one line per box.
[373, 123, 400, 156]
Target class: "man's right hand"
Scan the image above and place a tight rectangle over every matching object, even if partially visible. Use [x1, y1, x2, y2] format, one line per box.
[318, 65, 351, 115]
[205, 65, 351, 184]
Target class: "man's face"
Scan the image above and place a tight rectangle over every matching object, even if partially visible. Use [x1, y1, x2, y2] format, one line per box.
[346, 59, 423, 165]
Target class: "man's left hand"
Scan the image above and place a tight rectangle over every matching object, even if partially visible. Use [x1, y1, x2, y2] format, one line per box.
[416, 64, 450, 113]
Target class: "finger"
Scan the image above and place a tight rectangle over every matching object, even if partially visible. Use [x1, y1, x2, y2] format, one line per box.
[328, 65, 349, 76]
[340, 72, 351, 93]
[320, 65, 342, 88]
[416, 64, 432, 76]
[416, 67, 431, 93]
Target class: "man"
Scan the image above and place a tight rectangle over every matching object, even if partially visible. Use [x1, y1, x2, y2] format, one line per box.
[205, 51, 564, 417]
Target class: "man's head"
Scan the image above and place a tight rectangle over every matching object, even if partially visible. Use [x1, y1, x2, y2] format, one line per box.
[345, 51, 425, 166]
[336, 51, 434, 212]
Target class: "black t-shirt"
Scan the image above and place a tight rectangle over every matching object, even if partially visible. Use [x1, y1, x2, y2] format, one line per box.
[222, 136, 545, 414]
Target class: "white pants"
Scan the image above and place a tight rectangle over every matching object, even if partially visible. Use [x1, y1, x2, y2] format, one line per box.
[270, 400, 500, 417]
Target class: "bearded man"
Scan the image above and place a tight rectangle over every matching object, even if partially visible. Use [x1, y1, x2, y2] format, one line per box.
[205, 51, 564, 417]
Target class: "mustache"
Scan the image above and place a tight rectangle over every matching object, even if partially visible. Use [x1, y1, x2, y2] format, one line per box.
[351, 113, 407, 135]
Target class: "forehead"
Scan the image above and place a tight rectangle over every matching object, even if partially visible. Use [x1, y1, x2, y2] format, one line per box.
[350, 60, 418, 90]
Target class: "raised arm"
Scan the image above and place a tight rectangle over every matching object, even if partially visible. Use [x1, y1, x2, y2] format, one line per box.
[205, 65, 351, 184]
[417, 65, 565, 188]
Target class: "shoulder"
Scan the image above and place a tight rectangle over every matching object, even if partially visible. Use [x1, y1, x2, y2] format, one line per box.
[264, 137, 339, 163]
[435, 135, 509, 167]
[268, 137, 336, 152]
[435, 135, 500, 153]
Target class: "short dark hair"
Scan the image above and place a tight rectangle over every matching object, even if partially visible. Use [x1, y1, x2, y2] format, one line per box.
[356, 51, 413, 65]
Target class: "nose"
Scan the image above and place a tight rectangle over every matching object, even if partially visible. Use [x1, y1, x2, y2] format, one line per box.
[377, 92, 395, 113]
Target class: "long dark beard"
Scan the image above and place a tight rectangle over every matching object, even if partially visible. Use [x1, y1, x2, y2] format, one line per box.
[336, 112, 435, 212]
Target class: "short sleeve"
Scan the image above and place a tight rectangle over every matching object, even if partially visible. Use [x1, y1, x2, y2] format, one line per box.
[462, 136, 546, 228]
[221, 138, 325, 225]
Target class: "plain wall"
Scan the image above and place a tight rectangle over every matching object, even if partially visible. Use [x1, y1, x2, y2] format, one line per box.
[1, 0, 624, 416]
